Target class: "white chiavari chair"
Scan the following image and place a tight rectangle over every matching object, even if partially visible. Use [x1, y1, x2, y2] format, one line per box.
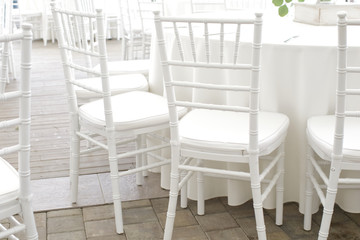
[74, 0, 150, 78]
[51, 2, 187, 234]
[303, 12, 360, 240]
[154, 12, 289, 240]
[118, 0, 162, 60]
[52, 0, 149, 103]
[0, 24, 38, 240]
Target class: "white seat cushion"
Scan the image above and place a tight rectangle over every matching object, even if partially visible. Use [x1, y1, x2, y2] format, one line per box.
[0, 157, 19, 205]
[93, 60, 150, 77]
[79, 91, 187, 131]
[179, 109, 289, 156]
[307, 115, 360, 159]
[75, 74, 149, 99]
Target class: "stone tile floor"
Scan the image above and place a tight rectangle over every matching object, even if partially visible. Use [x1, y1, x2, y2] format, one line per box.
[3, 37, 360, 240]
[5, 177, 360, 239]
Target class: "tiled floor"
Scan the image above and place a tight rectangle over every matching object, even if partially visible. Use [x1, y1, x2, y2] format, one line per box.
[3, 40, 360, 239]
[3, 172, 360, 239]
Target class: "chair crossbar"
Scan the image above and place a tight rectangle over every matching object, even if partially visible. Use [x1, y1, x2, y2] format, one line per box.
[148, 152, 170, 162]
[179, 164, 251, 180]
[0, 118, 21, 129]
[346, 67, 360, 73]
[80, 145, 102, 155]
[168, 60, 252, 70]
[261, 171, 281, 202]
[0, 224, 18, 240]
[63, 45, 100, 58]
[310, 174, 326, 206]
[172, 81, 250, 92]
[338, 178, 360, 184]
[345, 89, 360, 95]
[0, 33, 23, 43]
[0, 91, 21, 101]
[0, 145, 21, 156]
[310, 156, 329, 186]
[68, 62, 101, 77]
[118, 159, 170, 177]
[345, 111, 360, 117]
[69, 79, 102, 94]
[176, 101, 249, 112]
[160, 16, 254, 25]
[259, 153, 281, 182]
[0, 224, 25, 239]
[116, 143, 170, 160]
[53, 7, 96, 18]
[76, 131, 108, 150]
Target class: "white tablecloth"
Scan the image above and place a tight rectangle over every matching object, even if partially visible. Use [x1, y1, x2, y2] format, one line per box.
[149, 11, 360, 213]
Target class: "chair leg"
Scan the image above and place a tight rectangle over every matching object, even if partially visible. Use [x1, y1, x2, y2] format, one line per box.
[136, 135, 144, 186]
[249, 154, 267, 240]
[304, 145, 315, 231]
[180, 167, 187, 209]
[275, 143, 285, 226]
[108, 135, 124, 234]
[21, 196, 39, 240]
[318, 156, 342, 239]
[197, 159, 204, 215]
[141, 134, 148, 177]
[164, 146, 180, 240]
[70, 125, 80, 203]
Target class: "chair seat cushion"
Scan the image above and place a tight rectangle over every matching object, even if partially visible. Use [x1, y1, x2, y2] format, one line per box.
[307, 115, 360, 159]
[0, 157, 19, 205]
[179, 109, 289, 156]
[75, 74, 149, 99]
[79, 91, 187, 131]
[93, 60, 149, 77]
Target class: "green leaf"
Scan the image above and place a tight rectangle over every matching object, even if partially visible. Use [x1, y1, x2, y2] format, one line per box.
[285, 0, 292, 3]
[272, 0, 284, 7]
[278, 5, 289, 17]
[298, 0, 305, 2]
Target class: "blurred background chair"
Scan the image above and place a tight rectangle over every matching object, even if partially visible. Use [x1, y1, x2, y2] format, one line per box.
[303, 12, 360, 240]
[1, 0, 16, 82]
[51, 2, 186, 234]
[190, 0, 226, 13]
[0, 24, 38, 240]
[118, 0, 163, 60]
[56, 0, 149, 104]
[12, 0, 52, 46]
[73, 0, 150, 78]
[154, 12, 289, 240]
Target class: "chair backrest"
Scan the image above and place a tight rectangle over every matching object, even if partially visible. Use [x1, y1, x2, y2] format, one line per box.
[335, 12, 360, 156]
[154, 12, 263, 150]
[190, 0, 226, 13]
[118, 0, 140, 36]
[0, 23, 33, 209]
[74, 0, 95, 13]
[51, 1, 113, 113]
[137, 0, 164, 30]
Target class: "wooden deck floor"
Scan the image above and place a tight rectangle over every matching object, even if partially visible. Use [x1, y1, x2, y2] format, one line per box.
[1, 39, 136, 180]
